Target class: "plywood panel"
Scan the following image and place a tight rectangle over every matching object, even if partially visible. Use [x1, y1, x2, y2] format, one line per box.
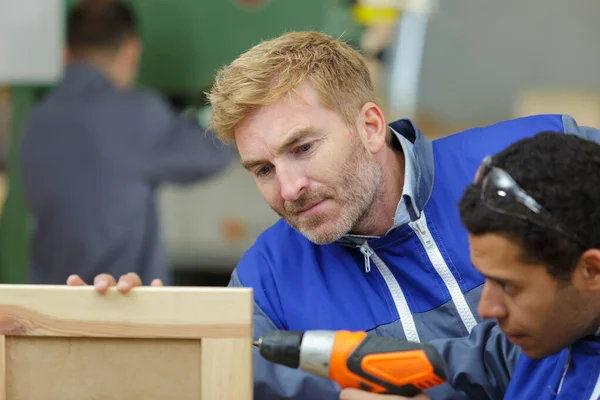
[6, 337, 201, 400]
[201, 338, 252, 400]
[0, 284, 253, 399]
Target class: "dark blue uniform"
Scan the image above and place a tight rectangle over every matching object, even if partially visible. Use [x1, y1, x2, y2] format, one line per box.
[19, 62, 232, 285]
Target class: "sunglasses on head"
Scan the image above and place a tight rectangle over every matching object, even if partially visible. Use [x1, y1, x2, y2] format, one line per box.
[474, 155, 585, 248]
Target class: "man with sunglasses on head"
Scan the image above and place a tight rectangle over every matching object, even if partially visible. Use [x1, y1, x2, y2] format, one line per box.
[341, 131, 600, 400]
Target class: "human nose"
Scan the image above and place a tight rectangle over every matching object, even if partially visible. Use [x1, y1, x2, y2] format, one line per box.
[277, 163, 309, 202]
[477, 281, 507, 320]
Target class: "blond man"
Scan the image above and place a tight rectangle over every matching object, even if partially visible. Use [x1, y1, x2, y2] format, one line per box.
[69, 31, 600, 399]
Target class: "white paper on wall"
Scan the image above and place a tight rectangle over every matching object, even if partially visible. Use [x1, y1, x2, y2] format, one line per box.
[0, 0, 64, 84]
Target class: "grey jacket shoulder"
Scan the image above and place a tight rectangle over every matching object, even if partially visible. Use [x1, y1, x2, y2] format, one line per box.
[94, 88, 233, 184]
[561, 114, 600, 143]
[29, 64, 233, 185]
[428, 320, 520, 399]
[116, 88, 174, 118]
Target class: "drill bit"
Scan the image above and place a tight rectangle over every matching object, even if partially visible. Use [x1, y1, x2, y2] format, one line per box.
[252, 338, 262, 348]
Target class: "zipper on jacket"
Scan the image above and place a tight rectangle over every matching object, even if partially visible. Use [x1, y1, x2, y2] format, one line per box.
[589, 363, 600, 400]
[555, 346, 571, 396]
[359, 242, 420, 342]
[359, 243, 372, 273]
[409, 212, 479, 334]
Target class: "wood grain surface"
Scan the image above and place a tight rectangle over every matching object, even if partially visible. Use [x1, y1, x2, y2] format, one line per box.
[6, 336, 202, 400]
[0, 284, 253, 338]
[0, 284, 254, 399]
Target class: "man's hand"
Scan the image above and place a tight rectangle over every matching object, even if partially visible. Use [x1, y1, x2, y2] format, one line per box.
[339, 389, 430, 400]
[66, 273, 163, 294]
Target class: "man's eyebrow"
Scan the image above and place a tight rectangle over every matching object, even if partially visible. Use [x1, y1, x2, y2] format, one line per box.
[275, 126, 314, 153]
[480, 272, 518, 286]
[241, 158, 264, 171]
[241, 127, 315, 171]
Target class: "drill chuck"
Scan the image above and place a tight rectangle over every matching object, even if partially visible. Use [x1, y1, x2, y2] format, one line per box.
[253, 330, 335, 377]
[253, 330, 304, 369]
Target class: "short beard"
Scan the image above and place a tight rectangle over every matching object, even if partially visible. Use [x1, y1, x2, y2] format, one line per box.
[278, 139, 383, 244]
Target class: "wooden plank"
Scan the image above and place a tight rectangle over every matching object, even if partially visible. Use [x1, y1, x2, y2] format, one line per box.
[0, 285, 252, 338]
[201, 338, 252, 400]
[0, 284, 253, 399]
[5, 337, 202, 400]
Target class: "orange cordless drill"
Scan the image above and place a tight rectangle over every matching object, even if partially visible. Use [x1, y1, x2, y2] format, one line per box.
[253, 330, 448, 396]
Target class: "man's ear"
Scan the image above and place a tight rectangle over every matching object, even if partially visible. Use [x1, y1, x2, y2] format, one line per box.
[64, 46, 72, 63]
[357, 102, 387, 154]
[124, 38, 142, 62]
[574, 249, 600, 293]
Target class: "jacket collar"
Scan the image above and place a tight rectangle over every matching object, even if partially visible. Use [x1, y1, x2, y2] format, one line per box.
[335, 118, 434, 246]
[388, 118, 435, 229]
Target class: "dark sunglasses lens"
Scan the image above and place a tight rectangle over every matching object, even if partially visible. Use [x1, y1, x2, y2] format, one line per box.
[480, 165, 583, 246]
[482, 169, 528, 215]
[482, 168, 557, 224]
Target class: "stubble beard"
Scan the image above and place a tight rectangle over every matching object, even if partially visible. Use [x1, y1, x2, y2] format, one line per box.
[279, 142, 383, 244]
[524, 283, 589, 359]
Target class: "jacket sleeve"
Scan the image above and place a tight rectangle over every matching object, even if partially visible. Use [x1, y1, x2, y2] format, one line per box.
[425, 320, 520, 400]
[138, 92, 233, 184]
[229, 269, 341, 400]
[562, 114, 600, 144]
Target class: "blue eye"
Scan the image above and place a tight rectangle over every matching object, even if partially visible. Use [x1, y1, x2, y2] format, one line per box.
[297, 143, 312, 153]
[256, 165, 273, 176]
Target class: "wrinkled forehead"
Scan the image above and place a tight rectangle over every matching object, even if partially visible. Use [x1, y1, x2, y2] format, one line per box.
[234, 87, 340, 158]
[234, 104, 311, 155]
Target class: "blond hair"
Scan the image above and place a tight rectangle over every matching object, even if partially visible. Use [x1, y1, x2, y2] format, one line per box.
[206, 31, 376, 144]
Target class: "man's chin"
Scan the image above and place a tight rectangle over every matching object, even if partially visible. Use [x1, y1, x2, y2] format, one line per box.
[305, 235, 340, 245]
[280, 212, 350, 244]
[519, 343, 561, 360]
[293, 224, 346, 245]
[520, 348, 548, 359]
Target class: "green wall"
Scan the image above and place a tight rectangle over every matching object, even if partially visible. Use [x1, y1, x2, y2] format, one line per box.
[0, 88, 36, 284]
[131, 0, 359, 94]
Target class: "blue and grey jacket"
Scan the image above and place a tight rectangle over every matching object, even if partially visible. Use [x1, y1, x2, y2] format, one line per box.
[504, 335, 600, 399]
[229, 114, 600, 399]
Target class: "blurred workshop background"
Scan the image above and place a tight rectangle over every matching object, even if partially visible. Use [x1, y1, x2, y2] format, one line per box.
[0, 0, 599, 286]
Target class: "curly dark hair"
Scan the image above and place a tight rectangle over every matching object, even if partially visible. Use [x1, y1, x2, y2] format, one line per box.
[458, 131, 600, 281]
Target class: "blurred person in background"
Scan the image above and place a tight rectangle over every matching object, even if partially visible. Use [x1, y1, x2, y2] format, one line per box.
[18, 0, 232, 286]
